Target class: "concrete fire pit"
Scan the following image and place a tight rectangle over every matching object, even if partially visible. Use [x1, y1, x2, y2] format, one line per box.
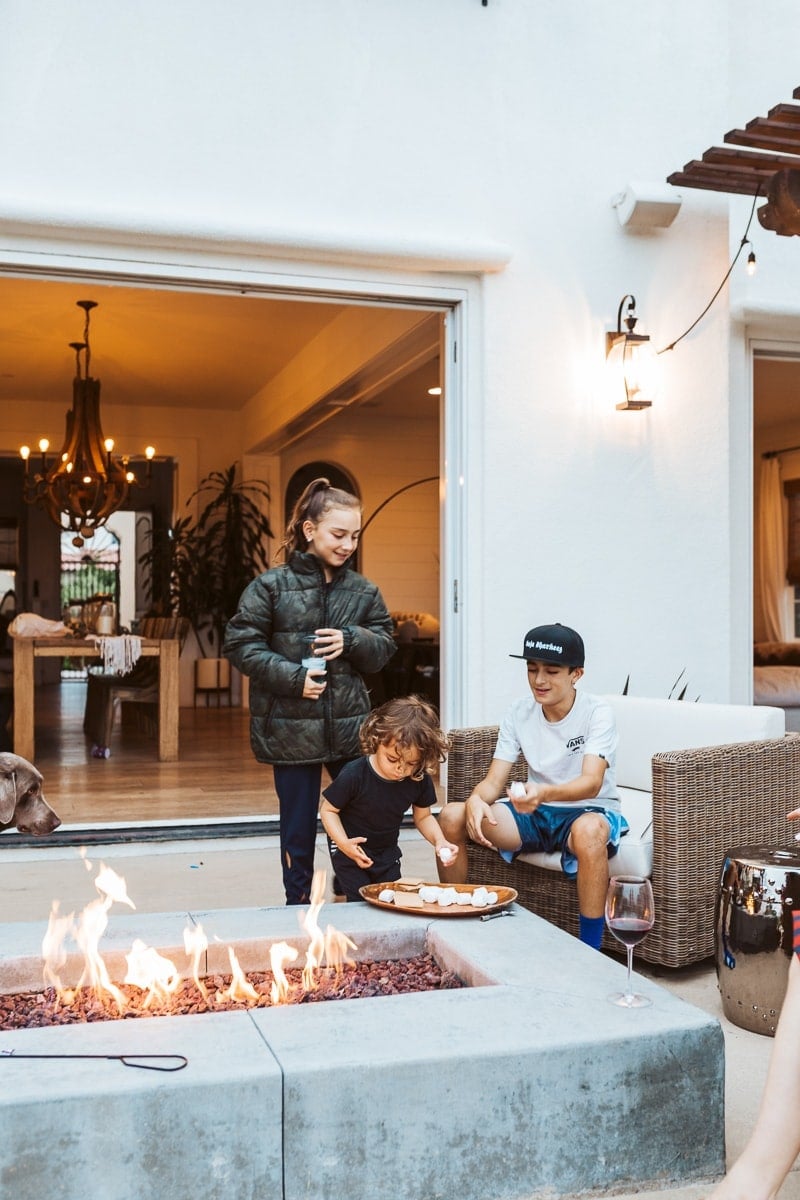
[0, 903, 724, 1200]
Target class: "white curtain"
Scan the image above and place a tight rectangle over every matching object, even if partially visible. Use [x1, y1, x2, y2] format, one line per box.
[756, 456, 790, 643]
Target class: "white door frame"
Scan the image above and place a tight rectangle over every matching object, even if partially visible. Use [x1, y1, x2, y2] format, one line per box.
[0, 238, 487, 731]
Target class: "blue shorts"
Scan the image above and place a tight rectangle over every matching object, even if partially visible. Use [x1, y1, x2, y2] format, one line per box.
[499, 802, 629, 879]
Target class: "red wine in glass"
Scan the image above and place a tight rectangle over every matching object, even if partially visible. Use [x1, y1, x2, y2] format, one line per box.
[605, 876, 655, 1007]
[606, 917, 652, 947]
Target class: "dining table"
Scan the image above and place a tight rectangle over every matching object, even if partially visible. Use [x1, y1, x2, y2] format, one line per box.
[12, 635, 180, 762]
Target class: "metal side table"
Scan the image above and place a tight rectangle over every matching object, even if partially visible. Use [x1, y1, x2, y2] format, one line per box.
[714, 845, 800, 1036]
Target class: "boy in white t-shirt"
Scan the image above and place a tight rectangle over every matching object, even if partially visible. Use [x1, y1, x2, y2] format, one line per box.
[438, 623, 627, 949]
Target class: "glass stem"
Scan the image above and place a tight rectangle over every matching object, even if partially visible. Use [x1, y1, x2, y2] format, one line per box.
[625, 945, 634, 1000]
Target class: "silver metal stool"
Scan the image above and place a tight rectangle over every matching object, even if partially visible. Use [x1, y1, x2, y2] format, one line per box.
[714, 845, 800, 1036]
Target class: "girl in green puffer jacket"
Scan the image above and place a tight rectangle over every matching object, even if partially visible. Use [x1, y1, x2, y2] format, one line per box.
[223, 478, 396, 904]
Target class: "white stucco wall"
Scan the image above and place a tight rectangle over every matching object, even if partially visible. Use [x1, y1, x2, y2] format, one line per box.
[3, 1, 800, 721]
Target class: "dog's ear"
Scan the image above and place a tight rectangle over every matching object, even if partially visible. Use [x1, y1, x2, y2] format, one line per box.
[0, 773, 17, 824]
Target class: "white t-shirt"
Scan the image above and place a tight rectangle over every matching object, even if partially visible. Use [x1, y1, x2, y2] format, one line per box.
[494, 690, 619, 811]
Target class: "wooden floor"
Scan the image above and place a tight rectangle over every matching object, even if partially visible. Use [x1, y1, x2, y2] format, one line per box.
[27, 683, 444, 829]
[28, 681, 280, 827]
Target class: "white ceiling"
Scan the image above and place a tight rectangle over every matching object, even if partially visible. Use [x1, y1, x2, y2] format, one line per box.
[0, 274, 441, 424]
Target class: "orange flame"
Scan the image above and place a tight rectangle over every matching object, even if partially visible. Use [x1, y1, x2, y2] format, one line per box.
[42, 900, 76, 1005]
[269, 941, 299, 1004]
[324, 925, 358, 975]
[300, 870, 327, 991]
[41, 860, 357, 1014]
[124, 940, 181, 1008]
[184, 923, 209, 1001]
[218, 947, 259, 1004]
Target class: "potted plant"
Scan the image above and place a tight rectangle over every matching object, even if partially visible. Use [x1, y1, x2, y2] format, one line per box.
[141, 464, 275, 669]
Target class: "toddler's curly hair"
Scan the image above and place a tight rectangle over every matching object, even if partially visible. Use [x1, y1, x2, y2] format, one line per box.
[359, 695, 449, 780]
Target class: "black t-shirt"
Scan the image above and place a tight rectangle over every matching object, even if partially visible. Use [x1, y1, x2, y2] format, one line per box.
[322, 756, 436, 853]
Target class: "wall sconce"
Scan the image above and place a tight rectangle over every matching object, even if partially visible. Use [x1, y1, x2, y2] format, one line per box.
[605, 294, 656, 411]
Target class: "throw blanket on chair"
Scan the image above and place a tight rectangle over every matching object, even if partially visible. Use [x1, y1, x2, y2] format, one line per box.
[88, 635, 142, 676]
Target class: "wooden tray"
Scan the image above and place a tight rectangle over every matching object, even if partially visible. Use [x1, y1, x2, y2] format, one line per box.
[359, 880, 517, 917]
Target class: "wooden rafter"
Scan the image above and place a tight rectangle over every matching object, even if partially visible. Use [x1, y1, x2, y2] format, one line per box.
[667, 90, 800, 196]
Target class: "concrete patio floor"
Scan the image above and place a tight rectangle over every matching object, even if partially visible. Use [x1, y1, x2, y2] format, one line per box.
[0, 828, 797, 1200]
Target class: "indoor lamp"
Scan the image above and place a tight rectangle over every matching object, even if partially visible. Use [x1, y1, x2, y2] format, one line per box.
[605, 294, 656, 411]
[20, 299, 155, 548]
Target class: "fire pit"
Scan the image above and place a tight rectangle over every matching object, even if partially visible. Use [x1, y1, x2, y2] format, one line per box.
[0, 866, 464, 1026]
[0, 890, 724, 1200]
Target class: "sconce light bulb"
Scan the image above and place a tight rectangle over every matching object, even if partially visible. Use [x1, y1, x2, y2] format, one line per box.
[19, 445, 30, 461]
[145, 445, 155, 460]
[125, 470, 135, 483]
[747, 250, 757, 276]
[38, 438, 49, 453]
[104, 438, 114, 453]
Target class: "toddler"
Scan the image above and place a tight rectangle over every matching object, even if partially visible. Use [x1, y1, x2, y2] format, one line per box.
[320, 695, 455, 901]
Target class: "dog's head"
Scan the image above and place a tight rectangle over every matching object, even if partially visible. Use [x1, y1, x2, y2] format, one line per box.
[0, 754, 61, 835]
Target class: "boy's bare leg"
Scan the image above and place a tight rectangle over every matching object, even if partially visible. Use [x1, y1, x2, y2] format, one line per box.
[437, 802, 521, 884]
[709, 955, 800, 1200]
[567, 812, 612, 918]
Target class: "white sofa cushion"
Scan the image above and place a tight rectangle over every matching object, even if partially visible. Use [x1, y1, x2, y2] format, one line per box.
[601, 695, 785, 792]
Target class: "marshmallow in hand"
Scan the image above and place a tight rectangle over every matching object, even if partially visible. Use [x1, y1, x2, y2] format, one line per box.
[509, 782, 526, 800]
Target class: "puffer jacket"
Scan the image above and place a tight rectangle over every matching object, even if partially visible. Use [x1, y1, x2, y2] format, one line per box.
[223, 551, 396, 766]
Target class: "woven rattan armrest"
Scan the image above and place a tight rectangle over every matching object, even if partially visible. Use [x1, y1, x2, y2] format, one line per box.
[647, 733, 800, 967]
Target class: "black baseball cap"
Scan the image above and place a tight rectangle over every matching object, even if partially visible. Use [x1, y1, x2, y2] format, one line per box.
[510, 623, 585, 668]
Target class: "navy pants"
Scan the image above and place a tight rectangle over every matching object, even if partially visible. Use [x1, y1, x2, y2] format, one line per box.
[272, 760, 350, 904]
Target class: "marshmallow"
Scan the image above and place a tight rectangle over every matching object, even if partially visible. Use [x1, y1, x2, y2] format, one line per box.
[378, 888, 395, 904]
[509, 782, 526, 800]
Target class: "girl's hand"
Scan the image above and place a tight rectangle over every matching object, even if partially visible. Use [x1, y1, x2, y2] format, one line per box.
[788, 809, 800, 821]
[313, 627, 344, 660]
[340, 837, 373, 867]
[302, 667, 327, 700]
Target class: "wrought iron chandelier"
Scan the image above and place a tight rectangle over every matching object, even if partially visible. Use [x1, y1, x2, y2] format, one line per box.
[20, 300, 155, 548]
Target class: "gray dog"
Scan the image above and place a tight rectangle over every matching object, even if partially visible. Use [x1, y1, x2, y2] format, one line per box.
[0, 754, 61, 835]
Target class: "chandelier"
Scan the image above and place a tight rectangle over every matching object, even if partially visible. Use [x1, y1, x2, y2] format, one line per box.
[20, 299, 155, 548]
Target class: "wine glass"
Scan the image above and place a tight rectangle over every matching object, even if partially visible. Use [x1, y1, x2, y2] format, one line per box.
[604, 875, 655, 1008]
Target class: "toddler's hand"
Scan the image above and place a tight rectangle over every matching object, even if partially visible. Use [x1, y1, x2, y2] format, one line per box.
[341, 837, 373, 868]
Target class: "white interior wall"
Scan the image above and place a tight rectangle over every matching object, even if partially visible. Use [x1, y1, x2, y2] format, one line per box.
[5, 3, 800, 718]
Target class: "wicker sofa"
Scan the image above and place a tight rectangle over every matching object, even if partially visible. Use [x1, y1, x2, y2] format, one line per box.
[446, 695, 800, 968]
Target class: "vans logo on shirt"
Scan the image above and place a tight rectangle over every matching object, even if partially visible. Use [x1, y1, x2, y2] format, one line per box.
[566, 736, 585, 753]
